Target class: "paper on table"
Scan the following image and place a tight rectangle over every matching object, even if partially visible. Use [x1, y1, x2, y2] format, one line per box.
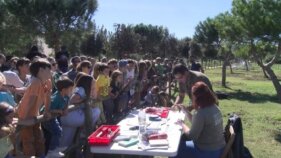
[149, 139, 169, 147]
[119, 130, 138, 137]
[143, 146, 169, 151]
[147, 122, 161, 130]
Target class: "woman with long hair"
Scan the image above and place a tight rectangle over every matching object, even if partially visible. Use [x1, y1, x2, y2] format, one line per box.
[138, 61, 149, 99]
[110, 70, 123, 115]
[172, 81, 225, 158]
[76, 60, 92, 75]
[60, 73, 100, 148]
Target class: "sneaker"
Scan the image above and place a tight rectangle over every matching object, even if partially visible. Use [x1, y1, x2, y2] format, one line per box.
[46, 147, 66, 158]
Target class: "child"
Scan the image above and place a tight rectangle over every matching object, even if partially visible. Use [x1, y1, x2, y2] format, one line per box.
[0, 102, 16, 158]
[143, 86, 160, 107]
[109, 70, 123, 121]
[95, 63, 110, 124]
[0, 72, 17, 107]
[44, 78, 73, 156]
[158, 91, 174, 107]
[17, 58, 52, 157]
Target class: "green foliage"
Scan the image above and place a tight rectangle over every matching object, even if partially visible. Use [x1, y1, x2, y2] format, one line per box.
[233, 44, 251, 59]
[214, 12, 242, 42]
[110, 23, 180, 59]
[232, 0, 281, 40]
[194, 18, 219, 45]
[231, 0, 281, 62]
[0, 1, 33, 54]
[231, 1, 281, 103]
[193, 18, 219, 59]
[111, 24, 142, 58]
[133, 23, 166, 54]
[4, 0, 98, 51]
[178, 37, 191, 58]
[159, 34, 179, 58]
[188, 41, 202, 59]
[81, 26, 109, 57]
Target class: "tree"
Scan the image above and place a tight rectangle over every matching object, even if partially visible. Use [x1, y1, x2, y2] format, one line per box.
[232, 0, 281, 102]
[5, 0, 97, 51]
[134, 24, 166, 55]
[61, 21, 94, 55]
[213, 12, 241, 86]
[81, 26, 109, 57]
[188, 41, 202, 59]
[233, 44, 252, 71]
[178, 37, 191, 58]
[159, 33, 179, 58]
[193, 17, 219, 67]
[194, 18, 219, 46]
[0, 1, 33, 54]
[194, 13, 241, 87]
[111, 24, 141, 58]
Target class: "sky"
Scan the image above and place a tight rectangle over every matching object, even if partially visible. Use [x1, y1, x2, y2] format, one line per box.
[93, 0, 232, 39]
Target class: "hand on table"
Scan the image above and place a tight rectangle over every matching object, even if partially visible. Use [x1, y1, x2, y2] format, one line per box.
[171, 104, 185, 112]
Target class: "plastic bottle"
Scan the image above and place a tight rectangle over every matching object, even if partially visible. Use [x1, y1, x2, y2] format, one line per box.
[138, 109, 146, 126]
[138, 109, 147, 148]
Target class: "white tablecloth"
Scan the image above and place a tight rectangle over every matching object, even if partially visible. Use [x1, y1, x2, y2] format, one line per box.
[90, 109, 185, 157]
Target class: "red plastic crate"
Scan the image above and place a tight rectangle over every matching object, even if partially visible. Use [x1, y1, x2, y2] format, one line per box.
[160, 109, 169, 118]
[88, 125, 120, 146]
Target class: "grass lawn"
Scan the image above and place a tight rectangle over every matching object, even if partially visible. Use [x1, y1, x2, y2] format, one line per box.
[203, 65, 281, 158]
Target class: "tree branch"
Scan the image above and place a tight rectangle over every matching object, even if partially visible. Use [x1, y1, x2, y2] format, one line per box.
[250, 40, 264, 68]
[265, 41, 281, 68]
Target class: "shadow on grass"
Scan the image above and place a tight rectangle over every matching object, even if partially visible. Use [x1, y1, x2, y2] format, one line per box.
[227, 89, 279, 104]
[275, 132, 281, 143]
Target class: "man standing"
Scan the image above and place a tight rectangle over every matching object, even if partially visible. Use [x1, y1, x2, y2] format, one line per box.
[172, 64, 213, 106]
[190, 58, 204, 73]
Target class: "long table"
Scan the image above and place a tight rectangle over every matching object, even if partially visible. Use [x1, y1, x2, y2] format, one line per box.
[90, 109, 185, 157]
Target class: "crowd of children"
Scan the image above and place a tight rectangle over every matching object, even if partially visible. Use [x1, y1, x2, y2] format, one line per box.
[0, 48, 191, 157]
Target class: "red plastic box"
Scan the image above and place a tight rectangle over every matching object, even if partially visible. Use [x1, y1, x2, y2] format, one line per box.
[160, 109, 169, 118]
[88, 125, 120, 146]
[145, 107, 170, 118]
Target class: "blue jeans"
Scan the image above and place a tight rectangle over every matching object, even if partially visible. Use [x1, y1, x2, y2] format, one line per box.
[42, 118, 62, 150]
[60, 107, 100, 147]
[171, 139, 224, 158]
[103, 98, 115, 124]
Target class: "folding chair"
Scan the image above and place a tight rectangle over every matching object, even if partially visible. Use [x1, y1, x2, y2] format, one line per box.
[220, 125, 235, 158]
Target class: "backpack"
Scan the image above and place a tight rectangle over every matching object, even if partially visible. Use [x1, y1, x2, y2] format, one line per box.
[226, 114, 253, 158]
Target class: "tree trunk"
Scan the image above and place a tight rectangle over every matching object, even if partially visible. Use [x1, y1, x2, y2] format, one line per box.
[251, 40, 281, 103]
[264, 67, 281, 103]
[245, 60, 249, 71]
[222, 60, 227, 87]
[261, 66, 269, 78]
[229, 62, 233, 74]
